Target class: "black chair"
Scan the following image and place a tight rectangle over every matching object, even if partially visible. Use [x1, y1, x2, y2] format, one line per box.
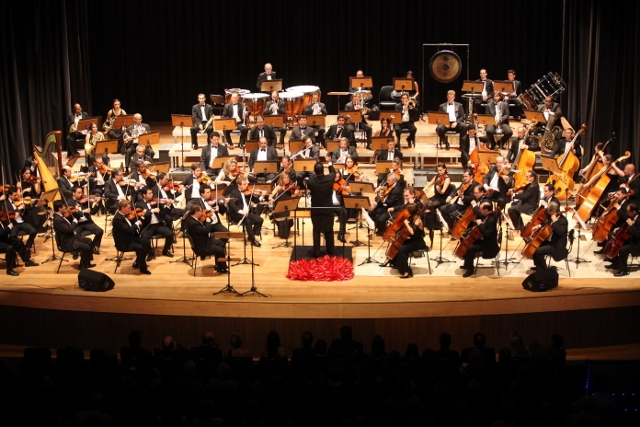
[209, 94, 226, 117]
[113, 249, 138, 273]
[473, 251, 501, 276]
[187, 234, 214, 276]
[408, 248, 432, 275]
[378, 85, 397, 111]
[55, 233, 77, 273]
[545, 231, 573, 277]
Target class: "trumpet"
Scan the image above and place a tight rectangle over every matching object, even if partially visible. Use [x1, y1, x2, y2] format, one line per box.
[407, 99, 416, 108]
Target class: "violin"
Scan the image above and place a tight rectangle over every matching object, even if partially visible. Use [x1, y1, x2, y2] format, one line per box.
[333, 178, 350, 196]
[438, 173, 449, 188]
[63, 205, 79, 218]
[126, 207, 145, 220]
[508, 182, 530, 196]
[286, 184, 299, 195]
[141, 171, 157, 180]
[24, 176, 41, 185]
[0, 210, 17, 221]
[197, 174, 212, 184]
[98, 164, 114, 175]
[345, 167, 361, 179]
[163, 182, 181, 192]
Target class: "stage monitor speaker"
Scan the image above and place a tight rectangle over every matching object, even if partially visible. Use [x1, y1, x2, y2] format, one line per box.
[522, 268, 558, 292]
[78, 269, 115, 292]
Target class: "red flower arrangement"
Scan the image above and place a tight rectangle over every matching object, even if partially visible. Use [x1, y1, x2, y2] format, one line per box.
[286, 255, 354, 281]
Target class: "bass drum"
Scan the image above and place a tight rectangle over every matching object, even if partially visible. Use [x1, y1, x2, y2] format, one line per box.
[287, 85, 321, 112]
[224, 88, 250, 104]
[242, 93, 269, 117]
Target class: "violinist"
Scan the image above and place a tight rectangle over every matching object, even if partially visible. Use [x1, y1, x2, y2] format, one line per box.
[371, 173, 404, 236]
[136, 187, 175, 259]
[181, 163, 207, 203]
[129, 161, 156, 202]
[104, 170, 129, 212]
[506, 127, 539, 164]
[248, 137, 279, 183]
[530, 202, 568, 271]
[154, 173, 186, 227]
[57, 166, 79, 200]
[111, 199, 151, 275]
[185, 204, 228, 274]
[373, 117, 395, 139]
[483, 156, 513, 210]
[277, 155, 297, 185]
[331, 137, 359, 163]
[330, 170, 349, 243]
[214, 158, 241, 194]
[68, 187, 104, 254]
[129, 145, 154, 173]
[604, 203, 640, 277]
[1, 215, 38, 276]
[342, 157, 366, 183]
[52, 200, 96, 269]
[507, 170, 540, 231]
[374, 139, 403, 185]
[87, 156, 110, 208]
[201, 131, 229, 176]
[269, 173, 299, 239]
[16, 167, 47, 230]
[423, 163, 452, 245]
[440, 169, 479, 229]
[460, 202, 499, 277]
[227, 176, 264, 247]
[4, 187, 38, 252]
[381, 202, 427, 279]
[594, 188, 631, 254]
[191, 187, 229, 241]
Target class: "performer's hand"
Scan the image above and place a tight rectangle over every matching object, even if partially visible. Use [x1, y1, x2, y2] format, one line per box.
[198, 125, 203, 131]
[476, 219, 482, 225]
[387, 207, 394, 213]
[627, 218, 634, 226]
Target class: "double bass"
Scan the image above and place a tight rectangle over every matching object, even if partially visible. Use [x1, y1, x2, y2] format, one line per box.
[511, 121, 536, 189]
[545, 124, 586, 201]
[521, 208, 571, 258]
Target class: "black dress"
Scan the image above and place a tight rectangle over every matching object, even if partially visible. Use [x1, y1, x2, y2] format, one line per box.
[391, 221, 427, 276]
[271, 189, 294, 238]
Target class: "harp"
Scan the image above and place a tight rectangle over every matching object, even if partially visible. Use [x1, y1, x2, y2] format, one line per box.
[32, 130, 62, 207]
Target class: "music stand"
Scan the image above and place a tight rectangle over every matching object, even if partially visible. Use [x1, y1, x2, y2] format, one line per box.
[307, 115, 326, 127]
[260, 79, 282, 93]
[171, 114, 193, 171]
[238, 229, 270, 298]
[244, 141, 260, 154]
[340, 110, 362, 124]
[77, 117, 103, 132]
[326, 140, 340, 153]
[524, 110, 547, 125]
[332, 163, 346, 172]
[171, 212, 192, 265]
[379, 111, 402, 124]
[289, 140, 305, 154]
[212, 155, 234, 171]
[343, 195, 371, 246]
[39, 189, 65, 263]
[272, 196, 300, 249]
[214, 118, 238, 146]
[358, 207, 378, 265]
[493, 80, 515, 95]
[375, 161, 393, 175]
[94, 140, 118, 162]
[348, 181, 376, 228]
[393, 78, 414, 94]
[427, 111, 452, 165]
[252, 161, 279, 180]
[294, 159, 317, 174]
[350, 76, 373, 90]
[474, 114, 494, 138]
[478, 149, 502, 165]
[499, 211, 519, 268]
[213, 231, 244, 295]
[112, 115, 134, 130]
[568, 212, 591, 266]
[431, 208, 454, 267]
[138, 131, 160, 150]
[150, 162, 171, 174]
[264, 115, 285, 129]
[371, 137, 389, 152]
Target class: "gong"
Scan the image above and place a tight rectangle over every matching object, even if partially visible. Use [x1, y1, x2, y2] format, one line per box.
[429, 50, 462, 83]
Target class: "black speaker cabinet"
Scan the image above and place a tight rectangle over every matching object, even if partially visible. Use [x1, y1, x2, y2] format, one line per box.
[78, 269, 115, 292]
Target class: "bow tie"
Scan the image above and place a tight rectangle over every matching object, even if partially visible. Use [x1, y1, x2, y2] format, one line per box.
[448, 103, 453, 106]
[76, 113, 82, 116]
[260, 149, 266, 152]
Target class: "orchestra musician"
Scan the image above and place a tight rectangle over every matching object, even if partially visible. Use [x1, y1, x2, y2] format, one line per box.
[248, 137, 279, 183]
[264, 91, 287, 148]
[404, 70, 420, 105]
[377, 156, 405, 189]
[67, 187, 104, 254]
[330, 169, 350, 242]
[326, 115, 356, 148]
[550, 127, 582, 159]
[507, 170, 540, 231]
[537, 96, 562, 129]
[393, 94, 419, 149]
[615, 163, 640, 206]
[459, 125, 482, 170]
[277, 155, 297, 185]
[248, 115, 277, 147]
[374, 138, 403, 181]
[303, 93, 327, 146]
[65, 103, 88, 157]
[541, 183, 561, 208]
[460, 201, 499, 277]
[290, 115, 316, 143]
[103, 170, 128, 213]
[306, 162, 337, 257]
[104, 99, 127, 153]
[124, 113, 154, 169]
[435, 90, 467, 150]
[345, 93, 373, 150]
[269, 173, 299, 239]
[129, 161, 157, 202]
[190, 94, 214, 150]
[440, 169, 479, 230]
[4, 187, 38, 252]
[153, 172, 186, 228]
[474, 68, 494, 112]
[192, 186, 229, 238]
[214, 158, 242, 195]
[603, 203, 640, 277]
[331, 138, 359, 164]
[484, 92, 513, 150]
[181, 163, 207, 204]
[371, 172, 404, 236]
[201, 131, 229, 176]
[294, 137, 320, 186]
[129, 144, 154, 173]
[386, 186, 424, 222]
[374, 117, 395, 140]
[506, 69, 524, 119]
[483, 156, 513, 210]
[185, 204, 228, 274]
[580, 153, 621, 218]
[1, 216, 38, 276]
[382, 202, 427, 279]
[85, 122, 107, 164]
[221, 92, 249, 149]
[57, 166, 81, 200]
[594, 188, 632, 254]
[579, 142, 606, 178]
[111, 199, 152, 275]
[136, 186, 174, 259]
[530, 202, 568, 271]
[256, 63, 277, 91]
[423, 163, 452, 245]
[52, 200, 96, 269]
[16, 166, 47, 230]
[87, 156, 110, 202]
[227, 176, 264, 247]
[506, 127, 539, 163]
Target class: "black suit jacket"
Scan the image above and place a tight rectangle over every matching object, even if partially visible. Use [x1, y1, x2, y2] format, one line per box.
[507, 137, 539, 162]
[550, 136, 582, 159]
[200, 144, 230, 171]
[185, 215, 217, 254]
[103, 179, 123, 211]
[477, 212, 500, 258]
[111, 211, 141, 251]
[345, 101, 368, 123]
[264, 100, 285, 116]
[438, 102, 466, 124]
[549, 214, 569, 261]
[537, 102, 562, 122]
[294, 146, 320, 160]
[394, 102, 420, 122]
[226, 188, 258, 223]
[459, 134, 482, 167]
[290, 126, 316, 141]
[256, 71, 277, 90]
[511, 80, 523, 95]
[222, 102, 247, 126]
[374, 182, 404, 212]
[57, 176, 77, 200]
[331, 147, 359, 163]
[325, 124, 355, 146]
[375, 148, 403, 162]
[485, 100, 510, 125]
[306, 170, 335, 217]
[513, 181, 540, 214]
[248, 125, 277, 145]
[66, 111, 89, 133]
[53, 213, 84, 251]
[249, 146, 279, 170]
[476, 78, 494, 97]
[303, 102, 327, 116]
[192, 103, 214, 125]
[483, 166, 514, 195]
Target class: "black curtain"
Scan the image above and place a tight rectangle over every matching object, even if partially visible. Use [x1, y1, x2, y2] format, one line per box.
[0, 0, 91, 180]
[561, 0, 640, 166]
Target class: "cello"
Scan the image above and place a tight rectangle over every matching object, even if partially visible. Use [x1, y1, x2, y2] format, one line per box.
[603, 222, 632, 259]
[450, 189, 494, 239]
[591, 191, 633, 243]
[521, 208, 571, 258]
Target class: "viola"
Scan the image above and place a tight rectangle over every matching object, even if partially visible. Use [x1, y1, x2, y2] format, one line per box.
[508, 182, 531, 196]
[345, 167, 361, 179]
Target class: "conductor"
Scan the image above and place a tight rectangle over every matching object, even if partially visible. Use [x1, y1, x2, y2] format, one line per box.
[306, 160, 336, 257]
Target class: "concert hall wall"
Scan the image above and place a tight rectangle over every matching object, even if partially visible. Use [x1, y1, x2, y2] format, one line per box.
[1, 1, 639, 177]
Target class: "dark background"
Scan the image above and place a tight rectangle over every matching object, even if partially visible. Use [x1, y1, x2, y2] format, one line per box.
[1, 0, 638, 179]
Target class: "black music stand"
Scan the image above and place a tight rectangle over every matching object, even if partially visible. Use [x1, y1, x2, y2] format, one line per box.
[358, 203, 379, 265]
[213, 231, 244, 296]
[170, 212, 193, 266]
[431, 208, 454, 266]
[461, 80, 485, 119]
[171, 114, 193, 171]
[260, 79, 282, 93]
[343, 196, 371, 247]
[77, 117, 103, 133]
[348, 181, 376, 228]
[233, 211, 259, 267]
[272, 196, 300, 249]
[499, 211, 519, 268]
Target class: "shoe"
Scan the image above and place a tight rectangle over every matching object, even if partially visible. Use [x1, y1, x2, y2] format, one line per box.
[200, 255, 207, 261]
[462, 270, 474, 278]
[7, 269, 19, 276]
[132, 261, 139, 268]
[614, 271, 630, 277]
[604, 264, 616, 269]
[93, 247, 100, 255]
[83, 263, 96, 269]
[530, 266, 537, 271]
[140, 269, 152, 275]
[593, 249, 604, 255]
[162, 251, 174, 258]
[338, 234, 346, 243]
[217, 266, 229, 274]
[445, 141, 450, 150]
[24, 260, 39, 267]
[366, 145, 372, 150]
[146, 253, 155, 262]
[380, 261, 391, 267]
[251, 239, 261, 247]
[192, 144, 198, 150]
[460, 265, 469, 270]
[399, 272, 413, 279]
[72, 252, 79, 260]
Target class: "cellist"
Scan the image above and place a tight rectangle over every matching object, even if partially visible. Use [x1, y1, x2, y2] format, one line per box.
[380, 202, 427, 279]
[529, 202, 568, 271]
[604, 203, 640, 277]
[613, 163, 640, 206]
[507, 170, 540, 231]
[460, 202, 499, 277]
[578, 154, 621, 218]
[594, 188, 632, 254]
[440, 169, 479, 229]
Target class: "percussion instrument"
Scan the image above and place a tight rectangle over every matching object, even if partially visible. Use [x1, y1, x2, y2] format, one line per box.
[353, 89, 372, 102]
[518, 72, 566, 110]
[429, 50, 462, 83]
[243, 93, 269, 117]
[224, 88, 250, 104]
[287, 85, 321, 112]
[280, 91, 304, 119]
